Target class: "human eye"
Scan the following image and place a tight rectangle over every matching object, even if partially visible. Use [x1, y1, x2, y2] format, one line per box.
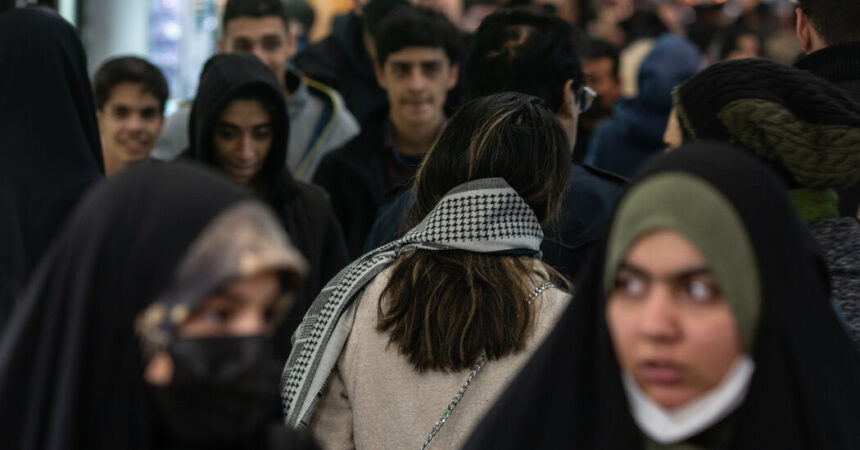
[113, 106, 130, 119]
[680, 276, 722, 303]
[141, 107, 159, 120]
[421, 62, 442, 76]
[613, 271, 648, 299]
[252, 126, 272, 140]
[232, 38, 253, 53]
[262, 36, 282, 51]
[200, 306, 232, 324]
[216, 126, 238, 140]
[392, 63, 410, 77]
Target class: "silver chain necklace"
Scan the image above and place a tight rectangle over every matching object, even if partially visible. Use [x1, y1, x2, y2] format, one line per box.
[418, 281, 555, 450]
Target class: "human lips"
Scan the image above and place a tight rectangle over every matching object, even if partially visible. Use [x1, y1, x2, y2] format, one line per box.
[403, 97, 431, 109]
[225, 161, 259, 180]
[120, 136, 151, 155]
[637, 359, 687, 384]
[124, 142, 148, 154]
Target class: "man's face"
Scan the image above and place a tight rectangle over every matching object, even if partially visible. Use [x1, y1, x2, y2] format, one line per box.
[97, 82, 164, 165]
[376, 47, 458, 129]
[584, 56, 621, 110]
[212, 99, 273, 185]
[221, 16, 295, 89]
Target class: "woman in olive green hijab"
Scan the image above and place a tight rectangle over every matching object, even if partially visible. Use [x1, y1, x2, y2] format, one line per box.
[465, 142, 860, 449]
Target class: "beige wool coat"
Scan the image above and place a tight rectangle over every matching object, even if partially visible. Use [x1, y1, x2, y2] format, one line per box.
[309, 264, 572, 450]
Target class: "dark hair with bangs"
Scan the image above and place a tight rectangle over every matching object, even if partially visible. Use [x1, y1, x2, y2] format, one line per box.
[93, 56, 168, 112]
[374, 5, 462, 66]
[222, 0, 290, 33]
[378, 92, 571, 372]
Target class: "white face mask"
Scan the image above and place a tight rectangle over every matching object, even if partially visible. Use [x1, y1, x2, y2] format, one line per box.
[622, 355, 756, 444]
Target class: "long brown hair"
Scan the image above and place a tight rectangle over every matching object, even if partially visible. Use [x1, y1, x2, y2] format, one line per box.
[378, 93, 571, 372]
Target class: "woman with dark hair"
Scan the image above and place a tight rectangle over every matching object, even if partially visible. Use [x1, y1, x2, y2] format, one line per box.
[281, 92, 573, 449]
[184, 53, 349, 358]
[0, 6, 104, 327]
[464, 143, 860, 449]
[0, 163, 319, 450]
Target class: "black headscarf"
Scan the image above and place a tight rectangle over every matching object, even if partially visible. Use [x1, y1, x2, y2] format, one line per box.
[464, 143, 860, 449]
[0, 6, 104, 326]
[186, 53, 295, 206]
[0, 163, 251, 449]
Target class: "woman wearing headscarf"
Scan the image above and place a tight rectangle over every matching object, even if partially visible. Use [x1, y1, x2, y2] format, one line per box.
[0, 163, 319, 450]
[281, 93, 573, 449]
[184, 53, 349, 357]
[463, 143, 860, 449]
[665, 58, 860, 350]
[0, 6, 104, 327]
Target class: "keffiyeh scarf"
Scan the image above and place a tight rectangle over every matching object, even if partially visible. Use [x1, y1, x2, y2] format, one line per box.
[280, 178, 544, 428]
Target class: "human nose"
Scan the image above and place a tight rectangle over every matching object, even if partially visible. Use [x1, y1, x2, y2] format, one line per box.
[407, 68, 427, 91]
[638, 284, 681, 343]
[239, 134, 256, 160]
[126, 113, 145, 131]
[231, 309, 267, 336]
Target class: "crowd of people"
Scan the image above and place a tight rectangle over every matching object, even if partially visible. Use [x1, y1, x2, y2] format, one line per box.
[0, 0, 858, 449]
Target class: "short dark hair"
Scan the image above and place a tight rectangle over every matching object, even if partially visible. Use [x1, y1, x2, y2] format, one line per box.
[374, 5, 462, 66]
[585, 38, 619, 78]
[92, 56, 168, 112]
[798, 0, 860, 45]
[466, 9, 584, 113]
[222, 0, 290, 34]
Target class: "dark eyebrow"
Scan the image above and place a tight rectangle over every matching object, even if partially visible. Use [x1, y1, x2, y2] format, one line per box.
[215, 122, 240, 130]
[251, 123, 273, 130]
[617, 261, 713, 280]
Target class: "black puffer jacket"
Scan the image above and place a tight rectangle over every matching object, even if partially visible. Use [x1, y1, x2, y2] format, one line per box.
[185, 54, 350, 357]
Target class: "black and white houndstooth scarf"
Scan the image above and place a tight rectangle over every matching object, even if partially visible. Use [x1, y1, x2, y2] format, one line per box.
[280, 178, 545, 428]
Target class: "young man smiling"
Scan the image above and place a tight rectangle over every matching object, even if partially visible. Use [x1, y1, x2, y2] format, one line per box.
[93, 56, 168, 177]
[313, 5, 461, 257]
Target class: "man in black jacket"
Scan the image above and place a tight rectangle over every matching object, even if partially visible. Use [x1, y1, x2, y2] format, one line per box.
[313, 6, 461, 258]
[795, 0, 860, 217]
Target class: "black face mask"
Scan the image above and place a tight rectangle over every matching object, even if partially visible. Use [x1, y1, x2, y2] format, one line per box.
[151, 335, 283, 447]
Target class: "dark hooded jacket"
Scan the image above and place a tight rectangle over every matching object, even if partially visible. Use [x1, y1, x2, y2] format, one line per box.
[584, 33, 700, 178]
[185, 54, 349, 357]
[795, 41, 860, 217]
[465, 143, 860, 450]
[0, 163, 318, 450]
[0, 6, 104, 327]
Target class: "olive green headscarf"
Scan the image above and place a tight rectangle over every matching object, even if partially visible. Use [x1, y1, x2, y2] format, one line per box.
[604, 172, 761, 351]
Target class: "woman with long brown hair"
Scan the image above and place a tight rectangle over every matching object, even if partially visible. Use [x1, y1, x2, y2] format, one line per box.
[280, 92, 573, 449]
